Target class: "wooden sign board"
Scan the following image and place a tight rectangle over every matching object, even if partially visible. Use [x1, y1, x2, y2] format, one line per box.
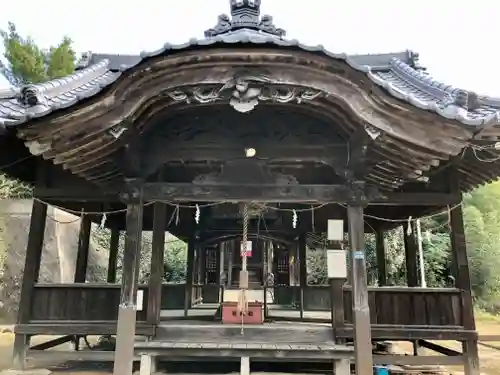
[240, 240, 252, 257]
[327, 249, 347, 279]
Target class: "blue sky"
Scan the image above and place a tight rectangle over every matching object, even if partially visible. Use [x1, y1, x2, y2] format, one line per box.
[1, 0, 499, 96]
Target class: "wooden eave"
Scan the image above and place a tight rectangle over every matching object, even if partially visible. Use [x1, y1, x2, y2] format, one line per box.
[0, 33, 498, 192]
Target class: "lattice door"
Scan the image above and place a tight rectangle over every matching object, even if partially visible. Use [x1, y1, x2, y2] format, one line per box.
[205, 248, 218, 284]
[274, 248, 290, 286]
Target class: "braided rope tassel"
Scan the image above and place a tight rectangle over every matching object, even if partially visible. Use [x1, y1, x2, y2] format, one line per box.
[238, 203, 249, 334]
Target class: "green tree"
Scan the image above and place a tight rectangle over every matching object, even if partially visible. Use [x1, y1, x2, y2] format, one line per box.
[0, 24, 192, 287]
[462, 183, 500, 312]
[0, 22, 75, 86]
[0, 22, 76, 199]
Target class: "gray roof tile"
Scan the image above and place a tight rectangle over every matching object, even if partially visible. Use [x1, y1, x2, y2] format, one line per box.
[0, 28, 499, 130]
[0, 59, 121, 128]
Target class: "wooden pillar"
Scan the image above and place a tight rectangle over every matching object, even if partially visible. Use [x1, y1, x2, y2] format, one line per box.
[329, 239, 346, 342]
[184, 237, 195, 317]
[374, 229, 387, 286]
[227, 242, 234, 288]
[200, 245, 207, 286]
[261, 241, 267, 284]
[12, 199, 47, 369]
[219, 242, 225, 303]
[74, 215, 92, 283]
[289, 242, 298, 286]
[113, 179, 144, 375]
[147, 202, 166, 325]
[215, 244, 224, 285]
[449, 170, 479, 375]
[403, 222, 419, 287]
[298, 233, 307, 319]
[347, 204, 373, 375]
[107, 229, 120, 283]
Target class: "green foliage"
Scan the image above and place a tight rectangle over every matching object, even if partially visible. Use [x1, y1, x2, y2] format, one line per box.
[463, 182, 500, 311]
[0, 174, 32, 199]
[0, 23, 76, 200]
[0, 22, 75, 86]
[306, 249, 328, 285]
[164, 241, 188, 283]
[90, 229, 188, 285]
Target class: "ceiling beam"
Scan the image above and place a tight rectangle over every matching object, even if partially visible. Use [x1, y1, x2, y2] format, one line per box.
[35, 185, 460, 206]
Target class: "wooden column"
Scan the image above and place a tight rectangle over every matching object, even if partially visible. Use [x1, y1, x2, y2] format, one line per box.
[298, 233, 307, 319]
[403, 223, 419, 287]
[329, 239, 346, 342]
[347, 204, 373, 375]
[74, 215, 92, 283]
[219, 242, 225, 303]
[227, 242, 234, 288]
[107, 229, 120, 283]
[113, 180, 143, 375]
[147, 202, 166, 325]
[449, 170, 479, 375]
[214, 245, 220, 300]
[12, 199, 47, 369]
[184, 236, 195, 317]
[374, 229, 387, 286]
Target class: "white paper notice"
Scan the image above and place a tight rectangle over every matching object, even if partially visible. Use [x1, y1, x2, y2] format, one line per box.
[136, 289, 144, 311]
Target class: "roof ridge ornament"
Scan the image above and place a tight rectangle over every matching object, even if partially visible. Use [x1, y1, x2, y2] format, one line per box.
[204, 0, 286, 38]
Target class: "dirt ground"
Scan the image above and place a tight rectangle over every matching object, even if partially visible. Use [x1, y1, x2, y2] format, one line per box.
[0, 312, 499, 374]
[394, 311, 500, 375]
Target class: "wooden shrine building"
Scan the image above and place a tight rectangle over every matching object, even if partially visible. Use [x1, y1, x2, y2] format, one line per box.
[1, 1, 500, 374]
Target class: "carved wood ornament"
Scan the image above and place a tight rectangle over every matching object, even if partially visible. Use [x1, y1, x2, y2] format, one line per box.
[167, 76, 322, 113]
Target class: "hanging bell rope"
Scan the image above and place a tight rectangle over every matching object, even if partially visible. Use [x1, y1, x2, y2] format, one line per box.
[237, 203, 249, 334]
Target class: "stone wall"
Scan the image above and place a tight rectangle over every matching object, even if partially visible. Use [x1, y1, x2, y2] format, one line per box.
[0, 199, 108, 323]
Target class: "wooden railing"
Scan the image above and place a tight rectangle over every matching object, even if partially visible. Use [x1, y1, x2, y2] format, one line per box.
[29, 283, 463, 328]
[160, 284, 186, 309]
[295, 285, 463, 327]
[30, 283, 149, 322]
[344, 286, 462, 326]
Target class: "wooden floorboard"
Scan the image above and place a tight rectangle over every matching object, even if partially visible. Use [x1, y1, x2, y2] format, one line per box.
[134, 340, 354, 360]
[156, 321, 333, 344]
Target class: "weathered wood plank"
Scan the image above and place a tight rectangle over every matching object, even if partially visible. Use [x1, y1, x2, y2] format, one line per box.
[74, 215, 91, 282]
[147, 202, 167, 325]
[29, 335, 75, 351]
[30, 285, 148, 321]
[449, 167, 480, 375]
[107, 229, 120, 283]
[417, 340, 462, 356]
[114, 178, 144, 375]
[26, 350, 140, 362]
[15, 322, 154, 336]
[372, 355, 464, 366]
[13, 198, 47, 370]
[34, 186, 461, 206]
[336, 326, 476, 340]
[142, 182, 368, 203]
[156, 323, 333, 344]
[347, 204, 373, 375]
[134, 340, 354, 360]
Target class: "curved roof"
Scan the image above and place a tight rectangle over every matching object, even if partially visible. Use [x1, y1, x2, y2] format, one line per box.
[0, 0, 500, 194]
[1, 27, 499, 131]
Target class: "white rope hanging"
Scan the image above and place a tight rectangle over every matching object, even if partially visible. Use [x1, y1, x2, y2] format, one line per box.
[238, 203, 249, 334]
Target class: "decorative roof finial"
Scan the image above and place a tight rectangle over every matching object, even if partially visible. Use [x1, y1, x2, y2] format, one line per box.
[205, 0, 286, 38]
